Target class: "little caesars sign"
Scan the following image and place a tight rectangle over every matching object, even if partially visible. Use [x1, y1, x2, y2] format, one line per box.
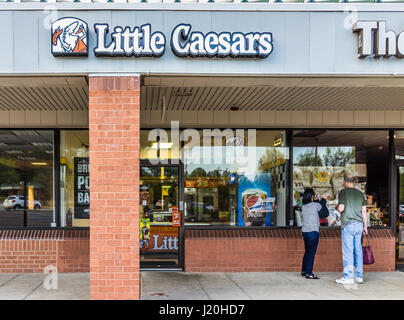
[51, 17, 273, 59]
[353, 21, 404, 58]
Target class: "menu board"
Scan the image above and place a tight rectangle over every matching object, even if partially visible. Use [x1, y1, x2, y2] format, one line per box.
[74, 157, 90, 219]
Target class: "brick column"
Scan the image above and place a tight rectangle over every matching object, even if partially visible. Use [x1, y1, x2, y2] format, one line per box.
[89, 75, 140, 300]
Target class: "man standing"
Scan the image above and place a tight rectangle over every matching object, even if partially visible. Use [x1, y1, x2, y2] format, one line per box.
[335, 174, 368, 285]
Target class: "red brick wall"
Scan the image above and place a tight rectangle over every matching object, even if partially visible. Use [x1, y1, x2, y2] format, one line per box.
[0, 229, 89, 273]
[89, 75, 140, 300]
[185, 229, 396, 272]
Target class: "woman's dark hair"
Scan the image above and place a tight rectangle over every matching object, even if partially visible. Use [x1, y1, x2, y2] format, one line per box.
[302, 188, 315, 205]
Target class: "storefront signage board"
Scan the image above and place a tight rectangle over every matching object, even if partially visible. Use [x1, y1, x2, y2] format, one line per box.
[5, 8, 404, 75]
[51, 18, 273, 59]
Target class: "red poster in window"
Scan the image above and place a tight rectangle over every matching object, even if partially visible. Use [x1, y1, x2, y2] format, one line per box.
[172, 211, 181, 227]
[185, 180, 195, 188]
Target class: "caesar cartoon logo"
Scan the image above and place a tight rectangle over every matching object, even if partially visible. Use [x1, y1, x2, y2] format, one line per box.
[51, 17, 88, 57]
[170, 24, 273, 59]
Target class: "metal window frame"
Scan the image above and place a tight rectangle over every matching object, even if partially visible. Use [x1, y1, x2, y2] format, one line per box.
[139, 159, 184, 269]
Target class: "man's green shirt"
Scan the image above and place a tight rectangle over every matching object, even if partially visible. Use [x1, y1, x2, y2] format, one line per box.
[338, 187, 366, 228]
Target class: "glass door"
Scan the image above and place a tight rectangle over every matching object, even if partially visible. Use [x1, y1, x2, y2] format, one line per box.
[397, 166, 404, 265]
[140, 165, 181, 269]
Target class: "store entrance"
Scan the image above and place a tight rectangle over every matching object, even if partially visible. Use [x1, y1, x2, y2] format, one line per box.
[139, 164, 182, 270]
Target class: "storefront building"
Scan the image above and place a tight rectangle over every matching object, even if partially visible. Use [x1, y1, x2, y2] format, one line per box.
[1, 1, 404, 299]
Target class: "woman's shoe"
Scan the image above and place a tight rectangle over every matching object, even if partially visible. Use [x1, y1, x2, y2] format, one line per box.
[301, 272, 306, 277]
[305, 274, 320, 280]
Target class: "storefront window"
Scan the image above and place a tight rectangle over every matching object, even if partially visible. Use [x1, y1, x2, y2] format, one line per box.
[293, 130, 389, 228]
[0, 130, 54, 227]
[60, 130, 89, 227]
[183, 129, 289, 226]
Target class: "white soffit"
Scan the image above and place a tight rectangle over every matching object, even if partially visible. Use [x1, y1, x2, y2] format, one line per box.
[0, 76, 88, 111]
[142, 76, 404, 111]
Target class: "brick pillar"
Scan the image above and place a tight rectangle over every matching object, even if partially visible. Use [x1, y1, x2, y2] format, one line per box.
[89, 75, 140, 300]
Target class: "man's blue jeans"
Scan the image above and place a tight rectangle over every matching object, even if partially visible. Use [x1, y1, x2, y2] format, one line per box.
[342, 221, 364, 279]
[301, 231, 319, 276]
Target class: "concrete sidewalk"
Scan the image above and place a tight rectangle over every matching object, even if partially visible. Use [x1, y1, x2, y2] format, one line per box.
[1, 271, 404, 300]
[141, 271, 404, 300]
[0, 273, 89, 300]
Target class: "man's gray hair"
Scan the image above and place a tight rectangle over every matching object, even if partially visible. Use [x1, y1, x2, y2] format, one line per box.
[344, 175, 355, 183]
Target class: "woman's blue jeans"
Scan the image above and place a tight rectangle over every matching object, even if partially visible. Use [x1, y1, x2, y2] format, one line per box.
[301, 231, 319, 276]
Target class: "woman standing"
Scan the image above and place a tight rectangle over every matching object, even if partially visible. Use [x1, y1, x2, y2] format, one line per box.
[300, 188, 329, 279]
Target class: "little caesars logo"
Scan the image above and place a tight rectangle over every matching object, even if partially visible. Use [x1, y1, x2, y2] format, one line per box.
[51, 18, 273, 59]
[353, 21, 404, 58]
[51, 17, 88, 56]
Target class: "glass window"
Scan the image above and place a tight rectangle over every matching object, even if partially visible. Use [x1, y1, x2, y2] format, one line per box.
[395, 131, 404, 160]
[140, 129, 180, 162]
[0, 130, 54, 227]
[60, 130, 89, 227]
[293, 130, 389, 228]
[183, 129, 289, 226]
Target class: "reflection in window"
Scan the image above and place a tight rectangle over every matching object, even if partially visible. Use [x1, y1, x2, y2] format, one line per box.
[0, 130, 54, 227]
[293, 130, 389, 228]
[60, 130, 89, 227]
[183, 130, 289, 226]
[140, 129, 180, 161]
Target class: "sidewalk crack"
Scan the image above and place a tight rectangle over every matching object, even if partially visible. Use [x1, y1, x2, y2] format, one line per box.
[0, 274, 20, 288]
[195, 274, 212, 300]
[224, 273, 253, 300]
[22, 278, 44, 300]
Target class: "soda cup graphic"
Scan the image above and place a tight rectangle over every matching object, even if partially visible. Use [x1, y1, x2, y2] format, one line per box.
[241, 188, 268, 226]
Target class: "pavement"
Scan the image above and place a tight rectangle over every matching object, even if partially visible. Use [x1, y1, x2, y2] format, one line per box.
[141, 271, 404, 300]
[1, 271, 404, 300]
[0, 273, 89, 300]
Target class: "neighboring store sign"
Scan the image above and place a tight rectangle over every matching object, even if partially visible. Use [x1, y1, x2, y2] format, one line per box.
[353, 20, 404, 58]
[51, 17, 88, 57]
[74, 157, 90, 219]
[52, 18, 273, 59]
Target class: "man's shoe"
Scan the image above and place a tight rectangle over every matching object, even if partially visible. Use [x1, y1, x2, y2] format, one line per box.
[335, 277, 354, 285]
[356, 277, 364, 284]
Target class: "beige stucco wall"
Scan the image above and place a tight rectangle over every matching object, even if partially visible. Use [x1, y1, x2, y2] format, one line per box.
[140, 110, 404, 128]
[2, 109, 403, 129]
[0, 110, 88, 128]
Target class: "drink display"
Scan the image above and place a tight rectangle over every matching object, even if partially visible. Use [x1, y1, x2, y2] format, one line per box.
[238, 173, 272, 227]
[241, 188, 269, 227]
